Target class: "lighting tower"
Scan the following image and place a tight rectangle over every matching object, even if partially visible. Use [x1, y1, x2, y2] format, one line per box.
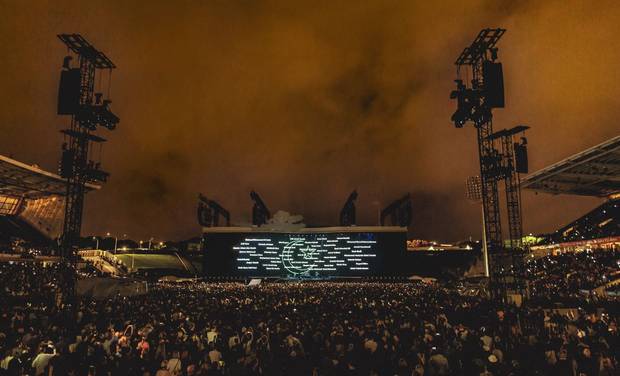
[380, 194, 412, 227]
[197, 194, 231, 227]
[339, 190, 358, 226]
[450, 28, 510, 301]
[250, 191, 271, 226]
[56, 34, 119, 303]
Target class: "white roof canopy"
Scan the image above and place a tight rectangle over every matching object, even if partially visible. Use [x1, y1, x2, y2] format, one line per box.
[522, 135, 620, 197]
[0, 154, 99, 199]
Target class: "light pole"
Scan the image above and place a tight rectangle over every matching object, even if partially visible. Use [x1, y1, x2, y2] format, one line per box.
[93, 236, 99, 250]
[120, 234, 127, 253]
[481, 205, 490, 278]
[466, 176, 489, 278]
[106, 232, 118, 254]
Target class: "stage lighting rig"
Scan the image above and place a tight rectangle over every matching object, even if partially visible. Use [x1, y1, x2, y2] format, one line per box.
[450, 29, 505, 130]
[55, 34, 119, 308]
[450, 28, 530, 303]
[450, 80, 480, 128]
[84, 161, 109, 183]
[74, 100, 119, 131]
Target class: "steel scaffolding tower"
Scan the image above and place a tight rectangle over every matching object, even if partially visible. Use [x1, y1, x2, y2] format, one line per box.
[450, 28, 530, 302]
[56, 34, 119, 305]
[453, 29, 505, 255]
[489, 126, 529, 251]
[489, 126, 530, 297]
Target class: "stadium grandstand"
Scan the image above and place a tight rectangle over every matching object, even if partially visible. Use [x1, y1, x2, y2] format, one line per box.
[0, 154, 99, 250]
[522, 135, 619, 254]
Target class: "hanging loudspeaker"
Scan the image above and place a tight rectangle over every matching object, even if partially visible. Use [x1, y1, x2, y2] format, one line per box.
[482, 61, 505, 108]
[60, 149, 75, 178]
[57, 68, 81, 115]
[515, 143, 528, 173]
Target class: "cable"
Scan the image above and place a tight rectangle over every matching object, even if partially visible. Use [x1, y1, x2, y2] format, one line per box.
[107, 69, 112, 99]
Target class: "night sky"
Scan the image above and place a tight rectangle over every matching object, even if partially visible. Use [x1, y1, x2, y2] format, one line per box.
[0, 1, 618, 241]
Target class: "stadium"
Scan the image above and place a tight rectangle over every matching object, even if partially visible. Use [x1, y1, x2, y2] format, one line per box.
[2, 133, 618, 374]
[1, 19, 620, 376]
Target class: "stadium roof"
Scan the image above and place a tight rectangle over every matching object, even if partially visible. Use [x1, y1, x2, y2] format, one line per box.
[0, 154, 99, 199]
[522, 135, 620, 197]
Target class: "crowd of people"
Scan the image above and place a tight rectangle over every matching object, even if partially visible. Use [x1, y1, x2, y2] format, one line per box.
[526, 249, 619, 298]
[0, 251, 619, 376]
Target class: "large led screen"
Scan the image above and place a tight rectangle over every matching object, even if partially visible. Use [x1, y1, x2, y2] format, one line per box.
[235, 233, 379, 277]
[202, 230, 407, 278]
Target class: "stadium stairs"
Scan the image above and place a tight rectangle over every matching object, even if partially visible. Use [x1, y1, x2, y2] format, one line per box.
[78, 250, 126, 276]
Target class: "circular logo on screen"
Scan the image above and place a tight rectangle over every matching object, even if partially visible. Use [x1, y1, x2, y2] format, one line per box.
[281, 240, 317, 275]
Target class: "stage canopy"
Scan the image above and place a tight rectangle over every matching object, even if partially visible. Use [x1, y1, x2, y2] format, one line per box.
[522, 135, 620, 197]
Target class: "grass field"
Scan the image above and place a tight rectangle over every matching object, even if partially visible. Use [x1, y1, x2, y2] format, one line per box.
[115, 253, 191, 271]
